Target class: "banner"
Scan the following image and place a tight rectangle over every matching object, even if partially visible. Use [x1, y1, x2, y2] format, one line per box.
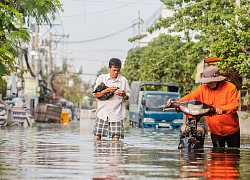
[24, 79, 37, 99]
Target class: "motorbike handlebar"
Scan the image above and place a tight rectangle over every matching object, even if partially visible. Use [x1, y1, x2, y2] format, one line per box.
[165, 100, 215, 117]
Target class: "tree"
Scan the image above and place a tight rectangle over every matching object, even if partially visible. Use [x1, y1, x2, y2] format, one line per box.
[124, 34, 206, 95]
[0, 0, 63, 77]
[122, 47, 146, 84]
[53, 62, 84, 104]
[96, 65, 108, 77]
[149, 0, 250, 89]
[91, 65, 109, 91]
[78, 65, 83, 74]
[63, 81, 84, 104]
[0, 2, 30, 75]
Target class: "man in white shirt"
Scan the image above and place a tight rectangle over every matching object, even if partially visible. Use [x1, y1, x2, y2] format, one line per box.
[93, 58, 131, 141]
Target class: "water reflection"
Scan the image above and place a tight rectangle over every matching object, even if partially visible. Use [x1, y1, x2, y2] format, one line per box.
[205, 148, 240, 179]
[179, 148, 240, 179]
[93, 140, 125, 180]
[0, 121, 249, 179]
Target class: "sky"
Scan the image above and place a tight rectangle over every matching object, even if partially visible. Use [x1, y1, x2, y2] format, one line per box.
[40, 0, 165, 84]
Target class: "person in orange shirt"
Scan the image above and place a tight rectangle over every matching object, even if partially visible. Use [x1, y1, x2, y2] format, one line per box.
[168, 65, 240, 148]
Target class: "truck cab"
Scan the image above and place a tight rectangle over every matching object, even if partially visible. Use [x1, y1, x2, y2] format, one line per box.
[129, 81, 183, 129]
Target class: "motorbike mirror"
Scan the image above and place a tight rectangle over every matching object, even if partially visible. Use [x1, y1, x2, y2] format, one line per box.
[141, 99, 146, 105]
[170, 98, 176, 101]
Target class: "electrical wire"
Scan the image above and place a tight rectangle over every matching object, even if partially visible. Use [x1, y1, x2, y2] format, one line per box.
[62, 0, 142, 17]
[63, 0, 162, 6]
[56, 25, 135, 44]
[23, 53, 35, 78]
[74, 58, 108, 62]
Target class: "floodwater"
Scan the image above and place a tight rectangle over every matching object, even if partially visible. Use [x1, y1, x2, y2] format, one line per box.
[0, 118, 250, 179]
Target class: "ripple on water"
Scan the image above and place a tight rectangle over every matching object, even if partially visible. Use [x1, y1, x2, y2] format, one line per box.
[0, 121, 250, 179]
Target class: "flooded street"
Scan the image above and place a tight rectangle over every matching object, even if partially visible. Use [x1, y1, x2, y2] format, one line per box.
[0, 118, 250, 179]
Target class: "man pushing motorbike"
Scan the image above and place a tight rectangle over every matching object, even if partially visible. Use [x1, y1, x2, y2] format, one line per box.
[167, 65, 240, 148]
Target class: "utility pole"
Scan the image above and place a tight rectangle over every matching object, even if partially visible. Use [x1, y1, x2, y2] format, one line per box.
[18, 45, 27, 98]
[236, 0, 240, 7]
[33, 23, 40, 111]
[34, 23, 39, 81]
[47, 33, 53, 90]
[235, 0, 240, 22]
[137, 11, 141, 47]
[52, 33, 70, 61]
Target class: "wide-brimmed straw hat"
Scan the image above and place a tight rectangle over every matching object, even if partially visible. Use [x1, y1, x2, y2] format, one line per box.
[199, 65, 226, 83]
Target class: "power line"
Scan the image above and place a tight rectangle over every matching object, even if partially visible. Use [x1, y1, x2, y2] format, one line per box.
[62, 0, 142, 17]
[55, 48, 128, 52]
[64, 0, 163, 5]
[87, 0, 162, 5]
[58, 72, 97, 76]
[55, 25, 134, 44]
[74, 58, 108, 62]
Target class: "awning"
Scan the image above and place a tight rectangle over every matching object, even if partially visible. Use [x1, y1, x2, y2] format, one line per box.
[204, 56, 219, 63]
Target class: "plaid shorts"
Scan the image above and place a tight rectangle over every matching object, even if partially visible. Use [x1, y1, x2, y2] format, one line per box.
[92, 117, 124, 139]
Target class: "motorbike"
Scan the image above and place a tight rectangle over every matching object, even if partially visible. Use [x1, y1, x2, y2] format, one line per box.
[164, 100, 215, 149]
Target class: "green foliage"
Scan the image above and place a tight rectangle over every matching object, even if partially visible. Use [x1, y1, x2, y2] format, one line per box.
[96, 66, 108, 78]
[91, 66, 109, 89]
[122, 47, 146, 84]
[124, 34, 205, 95]
[128, 34, 147, 42]
[1, 0, 63, 26]
[129, 2, 250, 126]
[62, 58, 68, 72]
[0, 76, 7, 97]
[53, 62, 84, 104]
[155, 0, 250, 88]
[125, 0, 250, 96]
[0, 0, 63, 77]
[242, 93, 250, 119]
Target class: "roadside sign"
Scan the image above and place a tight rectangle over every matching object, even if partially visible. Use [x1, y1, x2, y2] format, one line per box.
[24, 79, 37, 99]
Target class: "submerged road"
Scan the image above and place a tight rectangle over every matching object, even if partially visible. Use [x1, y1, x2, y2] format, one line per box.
[0, 117, 249, 179]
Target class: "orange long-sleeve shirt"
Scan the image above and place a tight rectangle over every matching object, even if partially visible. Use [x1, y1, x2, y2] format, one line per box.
[177, 81, 239, 136]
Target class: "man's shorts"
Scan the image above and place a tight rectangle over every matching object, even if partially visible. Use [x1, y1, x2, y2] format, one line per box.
[93, 117, 124, 139]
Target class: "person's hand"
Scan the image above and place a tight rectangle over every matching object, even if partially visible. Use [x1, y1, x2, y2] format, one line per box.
[215, 108, 223, 115]
[115, 89, 126, 97]
[106, 87, 118, 93]
[166, 99, 172, 107]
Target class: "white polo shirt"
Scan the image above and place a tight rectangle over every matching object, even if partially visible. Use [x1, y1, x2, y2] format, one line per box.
[94, 73, 131, 122]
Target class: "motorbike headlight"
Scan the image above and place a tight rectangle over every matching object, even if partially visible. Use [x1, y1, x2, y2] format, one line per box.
[143, 118, 155, 123]
[172, 119, 183, 123]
